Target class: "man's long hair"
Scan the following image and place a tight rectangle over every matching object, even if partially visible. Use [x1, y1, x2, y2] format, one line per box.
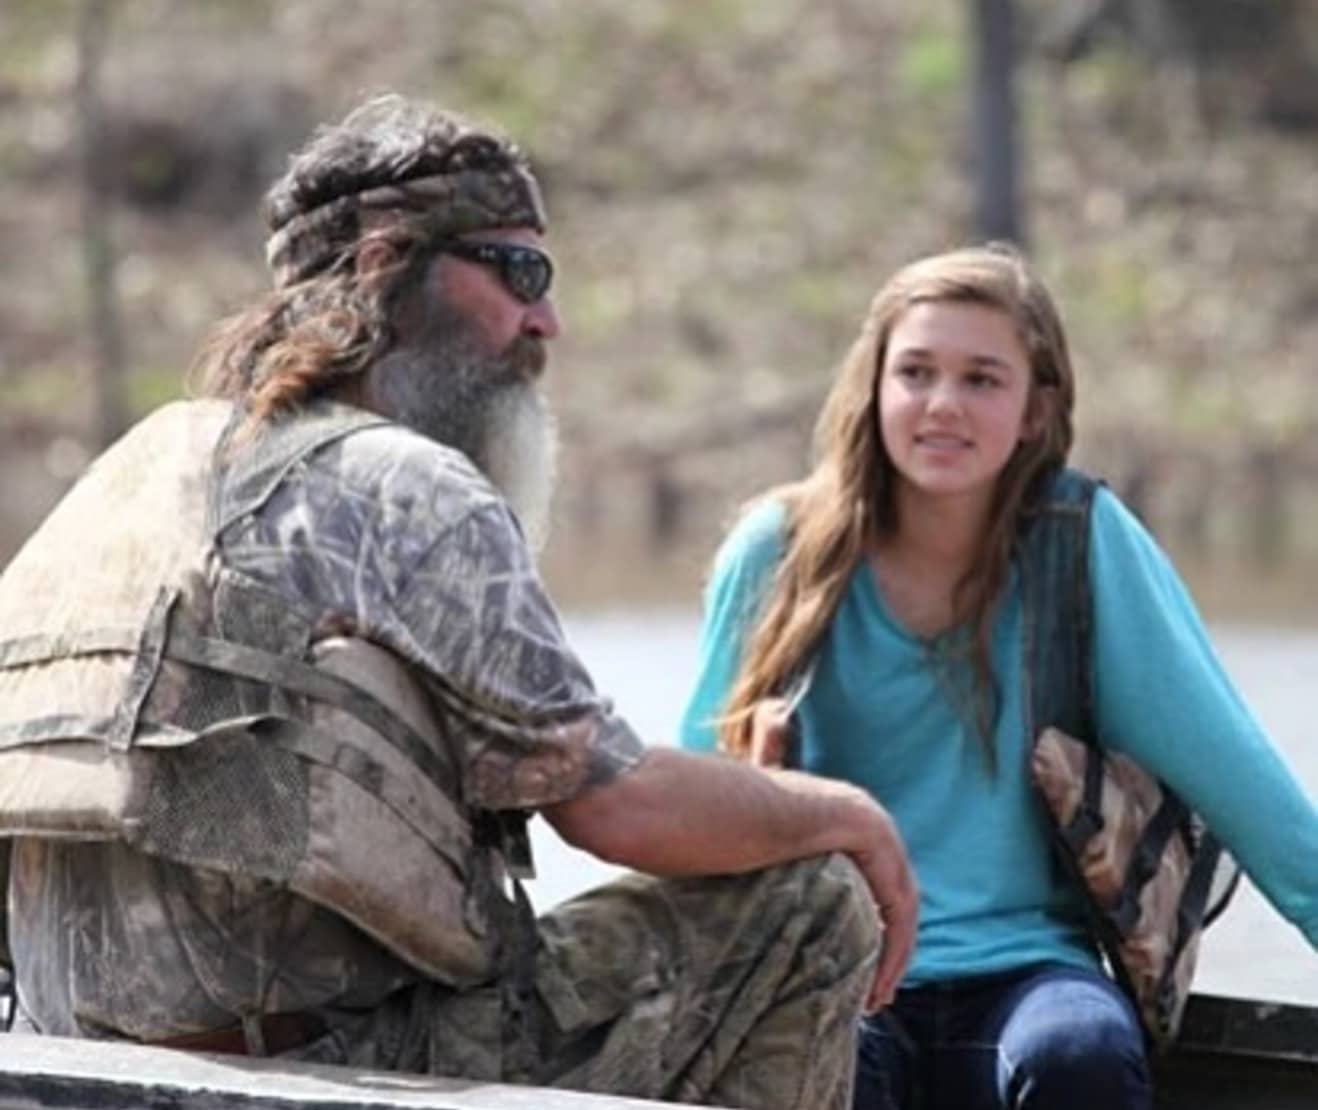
[188, 236, 415, 423]
[717, 244, 1077, 767]
[189, 95, 533, 424]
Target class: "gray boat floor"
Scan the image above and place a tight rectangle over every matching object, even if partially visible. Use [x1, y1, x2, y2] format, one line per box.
[0, 1034, 697, 1110]
[3, 993, 1317, 1109]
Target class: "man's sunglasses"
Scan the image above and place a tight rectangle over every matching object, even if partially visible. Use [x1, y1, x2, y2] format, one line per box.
[435, 239, 554, 305]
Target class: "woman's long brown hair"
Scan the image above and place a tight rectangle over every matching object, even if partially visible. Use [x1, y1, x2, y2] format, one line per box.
[718, 244, 1077, 767]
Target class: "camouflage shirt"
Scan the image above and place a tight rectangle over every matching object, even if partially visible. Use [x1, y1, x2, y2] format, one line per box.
[11, 404, 645, 1039]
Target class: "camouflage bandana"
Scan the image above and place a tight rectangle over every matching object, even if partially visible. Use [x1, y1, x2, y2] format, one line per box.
[264, 137, 547, 290]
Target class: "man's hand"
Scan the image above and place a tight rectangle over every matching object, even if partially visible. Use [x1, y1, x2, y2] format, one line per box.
[544, 748, 918, 1009]
[840, 795, 918, 1011]
[746, 700, 915, 1007]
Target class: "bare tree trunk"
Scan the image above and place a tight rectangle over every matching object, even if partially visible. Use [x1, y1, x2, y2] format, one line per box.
[76, 0, 126, 449]
[1248, 445, 1288, 571]
[971, 0, 1025, 246]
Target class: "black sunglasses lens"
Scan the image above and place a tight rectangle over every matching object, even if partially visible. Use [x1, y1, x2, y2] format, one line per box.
[503, 249, 552, 303]
[440, 241, 552, 304]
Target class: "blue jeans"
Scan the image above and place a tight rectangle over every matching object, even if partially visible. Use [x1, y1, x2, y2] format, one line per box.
[854, 963, 1151, 1110]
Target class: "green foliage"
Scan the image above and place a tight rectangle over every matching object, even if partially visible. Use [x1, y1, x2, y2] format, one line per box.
[654, 0, 760, 43]
[1089, 247, 1150, 327]
[2, 361, 177, 425]
[0, 0, 75, 81]
[571, 277, 639, 341]
[784, 269, 850, 325]
[897, 26, 965, 101]
[5, 0, 1318, 592]
[4, 363, 81, 419]
[126, 364, 184, 414]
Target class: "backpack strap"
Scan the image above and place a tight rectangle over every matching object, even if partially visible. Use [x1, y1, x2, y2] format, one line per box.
[1018, 468, 1100, 745]
[1024, 469, 1242, 1049]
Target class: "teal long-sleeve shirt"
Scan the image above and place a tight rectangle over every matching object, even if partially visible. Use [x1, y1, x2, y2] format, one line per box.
[679, 488, 1318, 985]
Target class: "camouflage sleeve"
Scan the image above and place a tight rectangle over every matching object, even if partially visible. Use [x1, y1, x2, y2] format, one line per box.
[387, 499, 645, 812]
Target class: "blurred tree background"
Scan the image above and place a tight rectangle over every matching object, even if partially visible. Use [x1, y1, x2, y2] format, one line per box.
[2, 0, 1317, 616]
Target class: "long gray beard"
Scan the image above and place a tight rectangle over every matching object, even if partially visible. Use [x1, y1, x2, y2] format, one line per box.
[478, 383, 558, 554]
[369, 328, 558, 552]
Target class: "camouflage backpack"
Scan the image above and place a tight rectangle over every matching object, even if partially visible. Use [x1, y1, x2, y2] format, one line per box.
[1022, 469, 1241, 1050]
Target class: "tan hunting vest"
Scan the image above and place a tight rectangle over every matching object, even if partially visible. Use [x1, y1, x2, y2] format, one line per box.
[0, 401, 514, 987]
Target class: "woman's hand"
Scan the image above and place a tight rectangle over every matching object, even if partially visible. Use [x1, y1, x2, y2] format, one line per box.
[749, 697, 793, 767]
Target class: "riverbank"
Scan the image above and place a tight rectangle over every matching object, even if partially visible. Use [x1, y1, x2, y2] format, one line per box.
[540, 529, 1318, 628]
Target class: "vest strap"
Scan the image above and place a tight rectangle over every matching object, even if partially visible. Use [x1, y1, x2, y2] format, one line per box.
[0, 627, 144, 668]
[108, 588, 179, 751]
[0, 716, 193, 752]
[0, 623, 456, 787]
[164, 628, 456, 786]
[234, 715, 469, 865]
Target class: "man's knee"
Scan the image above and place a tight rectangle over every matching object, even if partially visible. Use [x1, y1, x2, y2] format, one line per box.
[816, 852, 881, 956]
[549, 854, 880, 1002]
[768, 852, 881, 979]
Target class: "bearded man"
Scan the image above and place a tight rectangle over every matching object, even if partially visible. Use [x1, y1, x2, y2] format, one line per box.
[0, 95, 916, 1110]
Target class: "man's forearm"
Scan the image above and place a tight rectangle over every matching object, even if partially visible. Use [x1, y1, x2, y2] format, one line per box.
[543, 745, 918, 1010]
[544, 747, 881, 877]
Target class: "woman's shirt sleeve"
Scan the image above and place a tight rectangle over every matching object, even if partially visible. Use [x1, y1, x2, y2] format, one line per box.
[1088, 487, 1318, 946]
[678, 501, 787, 753]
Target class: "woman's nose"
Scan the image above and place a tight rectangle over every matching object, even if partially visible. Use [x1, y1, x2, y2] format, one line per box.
[925, 377, 962, 414]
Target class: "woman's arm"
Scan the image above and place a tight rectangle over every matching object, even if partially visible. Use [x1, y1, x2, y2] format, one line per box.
[1088, 489, 1318, 946]
[678, 501, 787, 753]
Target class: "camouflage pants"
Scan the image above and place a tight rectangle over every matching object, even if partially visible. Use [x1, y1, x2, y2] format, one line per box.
[298, 853, 879, 1109]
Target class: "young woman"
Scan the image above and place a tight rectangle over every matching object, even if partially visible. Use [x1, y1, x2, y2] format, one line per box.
[678, 244, 1318, 1110]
